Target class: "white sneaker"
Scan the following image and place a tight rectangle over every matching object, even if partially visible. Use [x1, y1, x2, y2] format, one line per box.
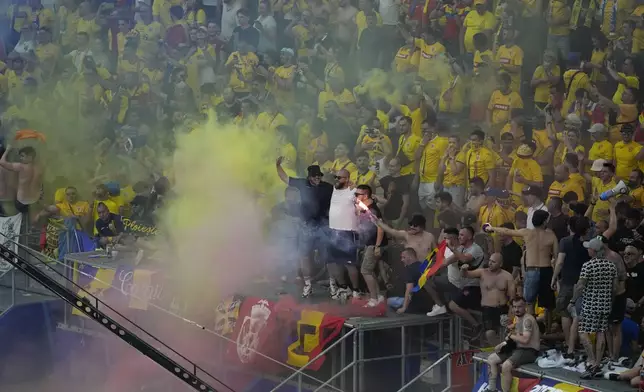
[352, 291, 361, 299]
[364, 299, 379, 308]
[426, 305, 447, 317]
[329, 279, 338, 297]
[332, 287, 351, 300]
[377, 295, 385, 303]
[302, 283, 313, 298]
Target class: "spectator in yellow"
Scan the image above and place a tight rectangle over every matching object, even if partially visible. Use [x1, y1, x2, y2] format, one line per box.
[614, 124, 644, 180]
[546, 0, 571, 60]
[478, 188, 512, 230]
[561, 55, 591, 115]
[553, 116, 585, 166]
[548, 164, 585, 202]
[487, 72, 524, 135]
[225, 40, 259, 94]
[495, 27, 524, 93]
[412, 27, 446, 83]
[460, 0, 496, 55]
[437, 135, 467, 208]
[587, 123, 614, 169]
[330, 143, 358, 177]
[351, 152, 380, 189]
[531, 50, 560, 111]
[465, 128, 496, 186]
[623, 169, 644, 208]
[507, 143, 543, 204]
[608, 57, 639, 105]
[589, 160, 617, 223]
[394, 116, 421, 176]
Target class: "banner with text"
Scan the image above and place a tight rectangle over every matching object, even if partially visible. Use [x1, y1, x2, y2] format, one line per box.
[473, 364, 598, 392]
[0, 214, 21, 274]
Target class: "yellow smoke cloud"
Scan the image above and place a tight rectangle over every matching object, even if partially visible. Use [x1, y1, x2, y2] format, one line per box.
[156, 113, 286, 307]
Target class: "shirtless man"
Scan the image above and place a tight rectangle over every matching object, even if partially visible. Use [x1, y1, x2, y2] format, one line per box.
[332, 0, 357, 49]
[0, 146, 43, 216]
[374, 214, 436, 262]
[461, 253, 515, 345]
[466, 177, 486, 215]
[485, 210, 558, 320]
[486, 297, 540, 392]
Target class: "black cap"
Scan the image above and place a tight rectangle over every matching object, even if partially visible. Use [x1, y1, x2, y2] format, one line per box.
[307, 165, 323, 177]
[522, 186, 542, 199]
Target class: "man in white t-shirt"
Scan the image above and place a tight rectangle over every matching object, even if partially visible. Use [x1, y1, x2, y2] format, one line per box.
[327, 169, 358, 300]
[523, 186, 547, 229]
[220, 0, 241, 40]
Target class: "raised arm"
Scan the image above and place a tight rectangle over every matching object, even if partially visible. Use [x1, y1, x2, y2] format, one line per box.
[0, 145, 20, 172]
[275, 156, 289, 184]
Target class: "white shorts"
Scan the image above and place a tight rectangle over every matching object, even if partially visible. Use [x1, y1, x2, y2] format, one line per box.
[418, 182, 438, 210]
[444, 185, 466, 208]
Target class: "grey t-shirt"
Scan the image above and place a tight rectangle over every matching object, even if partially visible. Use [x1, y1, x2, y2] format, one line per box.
[447, 242, 485, 288]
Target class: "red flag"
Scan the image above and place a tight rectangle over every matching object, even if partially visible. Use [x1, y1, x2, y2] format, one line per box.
[285, 309, 345, 371]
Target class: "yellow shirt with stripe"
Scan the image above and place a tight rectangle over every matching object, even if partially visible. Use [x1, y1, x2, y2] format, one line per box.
[614, 140, 642, 179]
[397, 133, 422, 175]
[465, 147, 497, 184]
[548, 178, 585, 202]
[419, 136, 450, 183]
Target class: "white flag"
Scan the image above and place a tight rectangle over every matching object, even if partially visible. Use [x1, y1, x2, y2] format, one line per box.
[0, 214, 22, 274]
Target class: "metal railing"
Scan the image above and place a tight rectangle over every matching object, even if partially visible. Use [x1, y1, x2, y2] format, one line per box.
[397, 352, 451, 392]
[271, 328, 357, 392]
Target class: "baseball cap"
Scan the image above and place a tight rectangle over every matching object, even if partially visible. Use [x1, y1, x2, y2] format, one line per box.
[564, 113, 582, 129]
[516, 143, 534, 158]
[588, 123, 606, 134]
[484, 188, 509, 199]
[522, 186, 542, 198]
[590, 158, 607, 172]
[307, 165, 323, 177]
[626, 298, 636, 313]
[583, 236, 604, 251]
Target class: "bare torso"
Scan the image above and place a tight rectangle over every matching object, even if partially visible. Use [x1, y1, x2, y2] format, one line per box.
[0, 167, 17, 201]
[523, 228, 556, 268]
[480, 269, 513, 307]
[515, 314, 540, 350]
[16, 163, 43, 205]
[404, 231, 436, 260]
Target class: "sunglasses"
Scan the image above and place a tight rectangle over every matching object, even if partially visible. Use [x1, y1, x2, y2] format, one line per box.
[335, 176, 347, 180]
[354, 192, 365, 197]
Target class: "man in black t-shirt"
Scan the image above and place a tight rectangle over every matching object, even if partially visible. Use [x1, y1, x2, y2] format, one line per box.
[499, 222, 522, 279]
[355, 185, 388, 307]
[552, 216, 590, 357]
[547, 197, 569, 241]
[95, 202, 125, 247]
[387, 247, 431, 314]
[276, 158, 333, 297]
[624, 242, 644, 323]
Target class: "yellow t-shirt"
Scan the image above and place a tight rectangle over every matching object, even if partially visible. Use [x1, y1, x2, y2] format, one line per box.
[350, 170, 378, 187]
[570, 172, 587, 194]
[76, 17, 100, 37]
[419, 136, 449, 183]
[414, 38, 446, 81]
[186, 8, 206, 24]
[548, 178, 585, 202]
[394, 46, 420, 73]
[473, 49, 493, 76]
[601, 0, 635, 36]
[478, 203, 512, 227]
[612, 73, 639, 104]
[495, 45, 524, 92]
[610, 104, 639, 143]
[152, 0, 184, 26]
[397, 133, 422, 175]
[532, 65, 560, 104]
[56, 201, 90, 218]
[272, 65, 297, 103]
[255, 111, 289, 132]
[134, 21, 163, 55]
[554, 140, 585, 166]
[488, 90, 524, 126]
[292, 24, 310, 58]
[317, 89, 355, 118]
[400, 105, 425, 137]
[330, 158, 358, 176]
[590, 50, 607, 82]
[439, 72, 466, 113]
[463, 11, 497, 53]
[548, 0, 571, 35]
[561, 69, 590, 115]
[629, 186, 644, 208]
[592, 177, 617, 222]
[509, 157, 543, 196]
[443, 151, 467, 187]
[588, 140, 614, 162]
[614, 140, 642, 179]
[225, 51, 259, 93]
[465, 147, 497, 184]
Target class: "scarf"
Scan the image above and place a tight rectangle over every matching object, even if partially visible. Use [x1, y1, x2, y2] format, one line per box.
[570, 0, 596, 28]
[600, 0, 618, 33]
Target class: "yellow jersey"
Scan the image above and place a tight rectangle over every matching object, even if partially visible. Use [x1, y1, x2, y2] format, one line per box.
[614, 140, 642, 179]
[418, 136, 450, 183]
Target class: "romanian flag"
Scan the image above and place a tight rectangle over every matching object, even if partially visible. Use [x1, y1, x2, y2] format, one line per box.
[414, 240, 448, 292]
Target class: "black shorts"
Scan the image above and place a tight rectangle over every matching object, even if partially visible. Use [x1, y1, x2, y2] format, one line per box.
[453, 286, 482, 310]
[432, 274, 461, 303]
[327, 229, 357, 265]
[482, 305, 509, 332]
[610, 293, 628, 324]
[523, 267, 556, 310]
[298, 224, 326, 258]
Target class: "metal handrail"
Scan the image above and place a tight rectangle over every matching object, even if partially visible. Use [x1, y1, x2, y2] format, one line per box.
[6, 236, 344, 390]
[270, 328, 357, 391]
[396, 352, 451, 392]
